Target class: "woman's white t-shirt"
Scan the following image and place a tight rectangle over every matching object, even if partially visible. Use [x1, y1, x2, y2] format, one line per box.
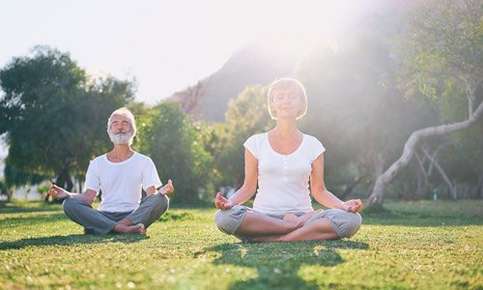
[84, 152, 162, 212]
[244, 133, 326, 215]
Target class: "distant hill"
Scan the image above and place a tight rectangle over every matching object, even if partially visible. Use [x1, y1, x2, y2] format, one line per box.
[170, 40, 305, 121]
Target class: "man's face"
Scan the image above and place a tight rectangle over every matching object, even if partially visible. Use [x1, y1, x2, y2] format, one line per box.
[108, 114, 134, 145]
[109, 115, 132, 134]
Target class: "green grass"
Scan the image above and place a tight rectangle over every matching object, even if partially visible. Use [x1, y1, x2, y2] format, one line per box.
[0, 200, 482, 290]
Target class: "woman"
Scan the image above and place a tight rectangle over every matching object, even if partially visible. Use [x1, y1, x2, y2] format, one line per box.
[214, 78, 362, 242]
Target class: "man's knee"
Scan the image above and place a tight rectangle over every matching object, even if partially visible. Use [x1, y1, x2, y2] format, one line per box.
[150, 194, 169, 215]
[62, 197, 82, 215]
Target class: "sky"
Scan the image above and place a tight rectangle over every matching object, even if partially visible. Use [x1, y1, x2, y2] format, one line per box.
[0, 0, 374, 104]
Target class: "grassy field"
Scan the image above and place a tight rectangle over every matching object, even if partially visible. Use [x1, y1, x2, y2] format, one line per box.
[0, 200, 482, 290]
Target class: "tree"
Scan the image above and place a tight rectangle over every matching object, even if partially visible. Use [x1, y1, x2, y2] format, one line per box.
[215, 85, 273, 187]
[138, 102, 214, 204]
[295, 17, 433, 199]
[367, 0, 483, 207]
[0, 46, 134, 193]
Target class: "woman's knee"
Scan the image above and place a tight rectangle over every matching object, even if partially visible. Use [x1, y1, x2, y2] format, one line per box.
[337, 212, 362, 238]
[215, 207, 243, 235]
[214, 209, 231, 233]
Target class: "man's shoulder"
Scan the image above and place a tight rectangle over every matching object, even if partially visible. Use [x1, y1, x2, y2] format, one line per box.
[90, 154, 107, 164]
[132, 152, 154, 163]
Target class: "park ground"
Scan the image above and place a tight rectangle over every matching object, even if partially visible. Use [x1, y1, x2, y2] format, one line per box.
[0, 199, 482, 290]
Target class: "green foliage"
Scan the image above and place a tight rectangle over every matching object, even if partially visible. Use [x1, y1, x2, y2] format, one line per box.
[391, 0, 483, 198]
[138, 102, 214, 204]
[402, 0, 482, 112]
[216, 85, 273, 186]
[295, 24, 435, 196]
[0, 46, 134, 190]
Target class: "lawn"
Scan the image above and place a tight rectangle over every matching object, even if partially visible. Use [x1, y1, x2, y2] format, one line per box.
[0, 200, 482, 290]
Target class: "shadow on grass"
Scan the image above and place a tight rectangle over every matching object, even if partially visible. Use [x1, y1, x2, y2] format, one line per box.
[0, 233, 147, 251]
[0, 213, 67, 227]
[360, 210, 483, 227]
[205, 240, 368, 290]
[0, 201, 61, 214]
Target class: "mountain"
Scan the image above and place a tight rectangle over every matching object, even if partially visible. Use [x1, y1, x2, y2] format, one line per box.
[170, 39, 305, 121]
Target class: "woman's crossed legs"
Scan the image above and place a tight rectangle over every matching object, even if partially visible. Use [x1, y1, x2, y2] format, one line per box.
[215, 206, 361, 242]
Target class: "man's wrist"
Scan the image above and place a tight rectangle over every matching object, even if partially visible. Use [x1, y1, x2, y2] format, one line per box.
[227, 199, 237, 207]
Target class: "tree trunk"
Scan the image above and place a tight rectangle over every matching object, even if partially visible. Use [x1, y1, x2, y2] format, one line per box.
[478, 175, 483, 198]
[421, 148, 457, 200]
[56, 169, 73, 192]
[414, 152, 430, 198]
[6, 190, 13, 202]
[367, 100, 483, 207]
[415, 167, 426, 198]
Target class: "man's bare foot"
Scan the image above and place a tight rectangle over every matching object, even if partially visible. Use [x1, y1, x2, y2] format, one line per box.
[113, 223, 145, 234]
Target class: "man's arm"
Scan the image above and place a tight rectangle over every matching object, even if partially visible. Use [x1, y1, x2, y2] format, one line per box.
[48, 184, 97, 205]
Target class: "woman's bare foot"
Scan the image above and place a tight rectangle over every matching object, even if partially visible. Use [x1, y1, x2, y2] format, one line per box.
[251, 234, 285, 242]
[113, 223, 145, 234]
[283, 212, 315, 227]
[283, 213, 299, 223]
[282, 214, 304, 231]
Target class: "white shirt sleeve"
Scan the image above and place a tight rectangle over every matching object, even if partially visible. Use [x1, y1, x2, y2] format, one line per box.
[142, 158, 162, 190]
[243, 134, 259, 159]
[310, 136, 326, 162]
[84, 160, 100, 193]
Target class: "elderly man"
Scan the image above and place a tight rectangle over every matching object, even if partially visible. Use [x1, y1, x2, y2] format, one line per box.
[48, 107, 173, 234]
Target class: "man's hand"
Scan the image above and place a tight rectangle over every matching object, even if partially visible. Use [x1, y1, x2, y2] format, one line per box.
[341, 199, 363, 213]
[214, 192, 234, 210]
[159, 179, 174, 195]
[47, 184, 69, 200]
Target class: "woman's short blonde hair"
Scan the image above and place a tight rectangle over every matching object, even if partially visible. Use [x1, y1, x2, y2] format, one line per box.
[267, 78, 308, 120]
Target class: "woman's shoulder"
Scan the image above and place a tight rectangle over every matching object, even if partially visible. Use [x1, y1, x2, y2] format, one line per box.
[244, 132, 268, 158]
[302, 133, 326, 151]
[245, 132, 268, 142]
[303, 133, 323, 144]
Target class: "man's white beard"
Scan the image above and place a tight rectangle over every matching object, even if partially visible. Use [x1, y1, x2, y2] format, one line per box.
[108, 130, 134, 145]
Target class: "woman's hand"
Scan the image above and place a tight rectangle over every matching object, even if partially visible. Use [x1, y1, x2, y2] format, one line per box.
[341, 199, 363, 213]
[214, 192, 234, 210]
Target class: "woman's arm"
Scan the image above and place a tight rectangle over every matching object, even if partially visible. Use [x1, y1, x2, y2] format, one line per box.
[310, 154, 362, 212]
[215, 149, 258, 209]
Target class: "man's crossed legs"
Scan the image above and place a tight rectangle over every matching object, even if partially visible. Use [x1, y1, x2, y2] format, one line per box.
[63, 193, 169, 234]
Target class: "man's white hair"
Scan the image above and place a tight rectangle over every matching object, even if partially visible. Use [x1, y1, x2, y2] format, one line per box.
[106, 107, 137, 136]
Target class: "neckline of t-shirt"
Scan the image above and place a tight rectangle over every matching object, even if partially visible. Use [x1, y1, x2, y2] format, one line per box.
[103, 151, 138, 165]
[265, 132, 306, 157]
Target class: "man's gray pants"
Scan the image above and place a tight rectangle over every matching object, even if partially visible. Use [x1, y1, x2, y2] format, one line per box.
[63, 193, 169, 234]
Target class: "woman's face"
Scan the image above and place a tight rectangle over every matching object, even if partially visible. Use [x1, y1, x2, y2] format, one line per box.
[271, 88, 303, 120]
